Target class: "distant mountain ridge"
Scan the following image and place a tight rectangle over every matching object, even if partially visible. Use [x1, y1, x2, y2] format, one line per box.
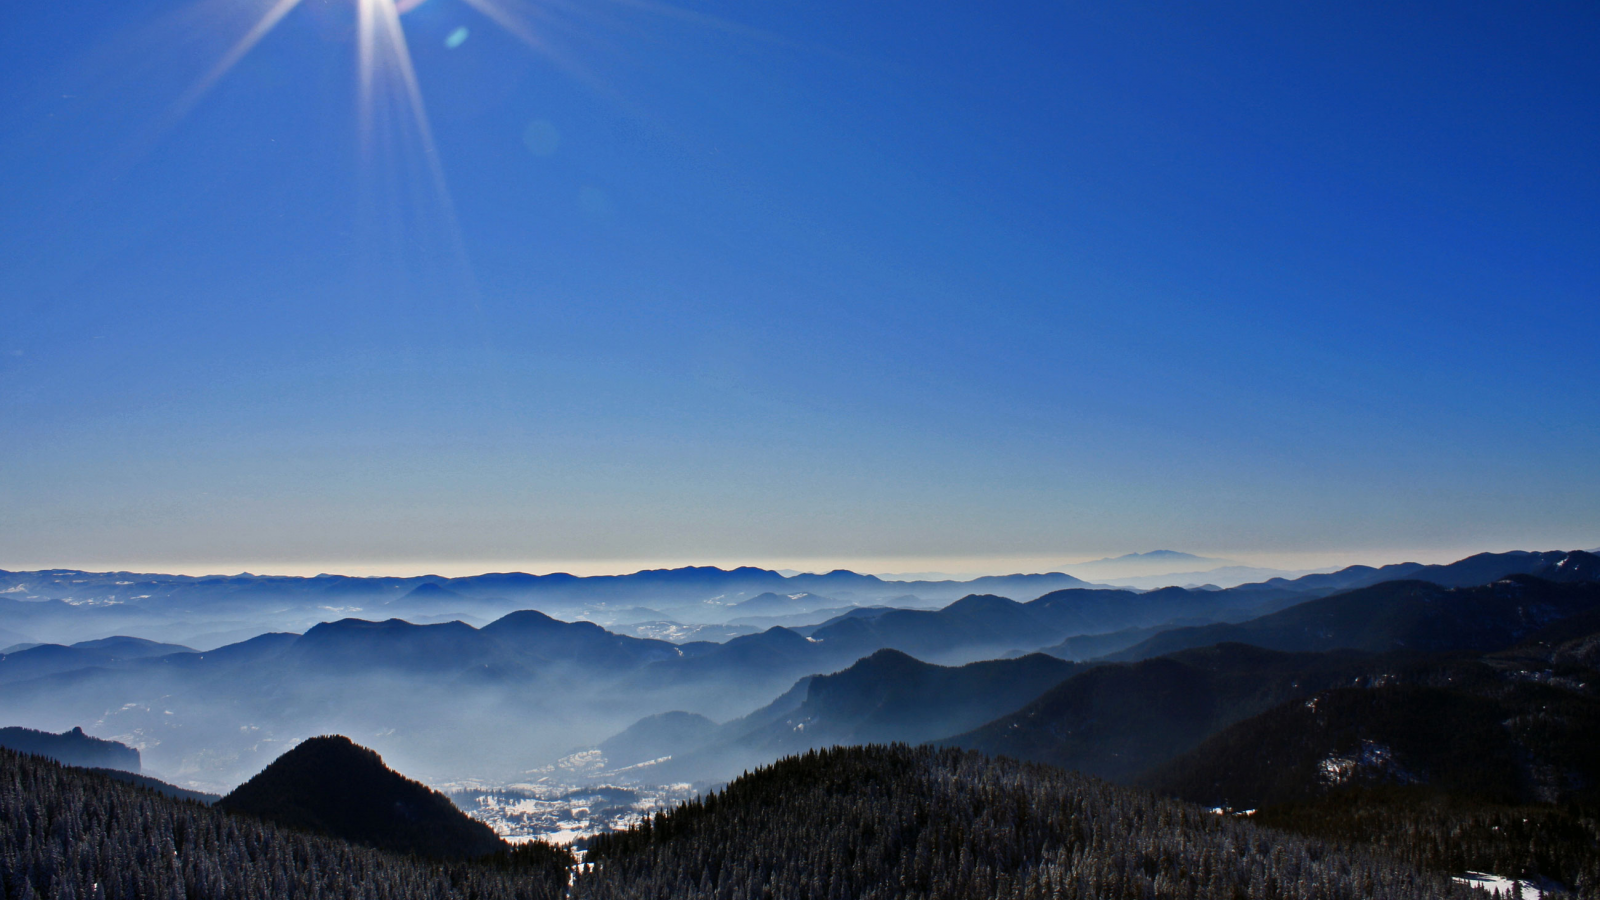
[0, 725, 140, 772]
[1242, 549, 1597, 594]
[609, 649, 1081, 783]
[3, 550, 1591, 652]
[0, 636, 195, 685]
[0, 565, 1100, 634]
[1066, 550, 1232, 573]
[1111, 570, 1600, 661]
[947, 573, 1600, 774]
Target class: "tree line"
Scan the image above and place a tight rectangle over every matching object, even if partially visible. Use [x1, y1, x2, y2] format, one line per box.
[577, 744, 1483, 900]
[0, 748, 571, 900]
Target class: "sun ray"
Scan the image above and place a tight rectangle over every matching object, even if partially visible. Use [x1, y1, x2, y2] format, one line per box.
[171, 0, 307, 119]
[594, 0, 787, 47]
[371, 0, 448, 198]
[455, 0, 611, 92]
[356, 0, 483, 310]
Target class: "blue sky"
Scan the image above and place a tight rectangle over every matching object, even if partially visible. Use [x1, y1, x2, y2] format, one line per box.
[1, 0, 1596, 575]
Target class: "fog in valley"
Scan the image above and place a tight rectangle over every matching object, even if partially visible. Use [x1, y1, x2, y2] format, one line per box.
[0, 561, 1299, 791]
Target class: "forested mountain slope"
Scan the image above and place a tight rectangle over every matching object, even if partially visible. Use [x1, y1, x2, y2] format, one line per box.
[1134, 613, 1600, 891]
[0, 748, 572, 900]
[1113, 575, 1600, 661]
[573, 745, 1468, 900]
[945, 643, 1381, 781]
[1146, 680, 1600, 811]
[951, 578, 1600, 784]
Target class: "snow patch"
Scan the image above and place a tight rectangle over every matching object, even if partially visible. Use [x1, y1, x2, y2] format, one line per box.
[1317, 740, 1415, 787]
[1454, 872, 1546, 900]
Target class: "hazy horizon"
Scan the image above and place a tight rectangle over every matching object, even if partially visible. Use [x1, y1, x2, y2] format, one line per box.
[5, 543, 1591, 581]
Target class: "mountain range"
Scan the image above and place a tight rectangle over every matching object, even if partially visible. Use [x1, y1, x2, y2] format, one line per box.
[4, 546, 1600, 891]
[0, 548, 1594, 792]
[1110, 570, 1600, 660]
[0, 565, 1105, 648]
[602, 649, 1081, 783]
[594, 552, 1600, 789]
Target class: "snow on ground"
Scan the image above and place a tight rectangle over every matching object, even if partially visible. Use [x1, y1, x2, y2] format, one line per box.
[1454, 872, 1545, 900]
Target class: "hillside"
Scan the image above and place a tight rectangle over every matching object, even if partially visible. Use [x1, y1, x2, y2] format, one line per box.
[604, 649, 1077, 782]
[1240, 549, 1599, 594]
[1145, 682, 1600, 809]
[1133, 610, 1600, 889]
[600, 711, 720, 769]
[1143, 681, 1600, 890]
[0, 746, 571, 900]
[945, 643, 1381, 781]
[0, 636, 195, 685]
[0, 725, 140, 771]
[1113, 575, 1600, 661]
[217, 735, 505, 859]
[574, 745, 1460, 900]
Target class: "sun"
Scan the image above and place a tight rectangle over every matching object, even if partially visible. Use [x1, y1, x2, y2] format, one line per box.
[175, 0, 568, 155]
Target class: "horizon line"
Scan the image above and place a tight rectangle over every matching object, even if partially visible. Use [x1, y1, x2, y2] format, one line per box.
[3, 544, 1588, 582]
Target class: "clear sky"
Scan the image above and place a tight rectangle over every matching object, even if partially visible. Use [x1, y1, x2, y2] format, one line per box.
[1, 0, 1596, 576]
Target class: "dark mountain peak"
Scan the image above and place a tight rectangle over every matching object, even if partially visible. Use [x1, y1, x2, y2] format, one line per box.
[1546, 550, 1600, 582]
[483, 608, 563, 631]
[481, 610, 677, 665]
[399, 581, 461, 600]
[860, 645, 921, 662]
[944, 593, 1023, 613]
[1142, 585, 1199, 600]
[218, 735, 503, 859]
[290, 618, 488, 672]
[737, 626, 811, 648]
[844, 646, 928, 675]
[305, 616, 472, 636]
